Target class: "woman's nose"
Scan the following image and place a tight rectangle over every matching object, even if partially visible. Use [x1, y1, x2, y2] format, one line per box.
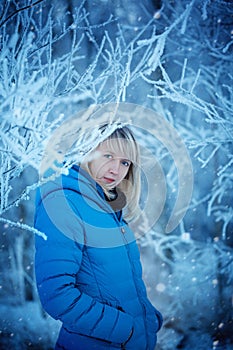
[109, 160, 120, 174]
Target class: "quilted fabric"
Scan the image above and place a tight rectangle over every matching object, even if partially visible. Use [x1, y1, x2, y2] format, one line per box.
[34, 165, 162, 349]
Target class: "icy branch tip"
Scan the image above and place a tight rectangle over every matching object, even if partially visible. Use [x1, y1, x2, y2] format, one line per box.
[0, 218, 47, 240]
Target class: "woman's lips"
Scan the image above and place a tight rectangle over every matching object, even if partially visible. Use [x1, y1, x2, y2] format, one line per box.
[103, 177, 115, 183]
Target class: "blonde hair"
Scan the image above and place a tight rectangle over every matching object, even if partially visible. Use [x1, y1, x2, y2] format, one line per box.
[82, 125, 141, 221]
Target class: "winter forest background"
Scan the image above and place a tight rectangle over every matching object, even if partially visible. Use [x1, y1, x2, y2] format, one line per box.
[0, 0, 233, 349]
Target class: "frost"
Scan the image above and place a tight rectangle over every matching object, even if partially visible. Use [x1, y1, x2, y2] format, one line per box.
[0, 0, 233, 349]
[140, 230, 233, 349]
[0, 218, 47, 241]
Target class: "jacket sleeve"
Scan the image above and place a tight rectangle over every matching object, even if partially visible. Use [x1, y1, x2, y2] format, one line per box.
[34, 192, 134, 344]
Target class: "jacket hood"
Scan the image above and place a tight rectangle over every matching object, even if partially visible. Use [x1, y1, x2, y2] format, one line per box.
[36, 165, 105, 210]
[35, 164, 127, 248]
[35, 165, 124, 226]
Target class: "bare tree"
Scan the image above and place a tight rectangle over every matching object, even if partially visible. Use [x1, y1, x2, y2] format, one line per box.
[0, 0, 232, 349]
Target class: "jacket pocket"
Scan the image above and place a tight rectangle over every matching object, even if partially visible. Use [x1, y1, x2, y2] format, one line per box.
[117, 305, 125, 313]
[120, 327, 134, 349]
[155, 308, 163, 332]
[84, 334, 122, 348]
[63, 327, 122, 349]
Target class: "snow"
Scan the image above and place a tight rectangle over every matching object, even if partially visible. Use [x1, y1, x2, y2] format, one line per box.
[0, 301, 60, 350]
[0, 0, 233, 349]
[140, 231, 233, 349]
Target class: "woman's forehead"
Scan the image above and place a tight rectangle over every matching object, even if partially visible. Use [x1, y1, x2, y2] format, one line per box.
[98, 139, 131, 159]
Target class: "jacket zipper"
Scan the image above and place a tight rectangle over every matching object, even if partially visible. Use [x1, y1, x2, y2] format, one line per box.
[119, 224, 148, 350]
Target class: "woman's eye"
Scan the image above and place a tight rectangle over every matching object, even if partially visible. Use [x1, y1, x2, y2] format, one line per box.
[122, 160, 131, 167]
[104, 154, 113, 159]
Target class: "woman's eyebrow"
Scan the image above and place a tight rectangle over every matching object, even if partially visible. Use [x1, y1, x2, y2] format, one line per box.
[105, 150, 131, 162]
[116, 154, 131, 162]
[121, 157, 131, 162]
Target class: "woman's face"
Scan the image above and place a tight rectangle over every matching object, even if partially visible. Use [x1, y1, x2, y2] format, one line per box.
[89, 139, 131, 189]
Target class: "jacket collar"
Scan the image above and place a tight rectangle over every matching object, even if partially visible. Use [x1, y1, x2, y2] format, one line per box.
[70, 165, 123, 222]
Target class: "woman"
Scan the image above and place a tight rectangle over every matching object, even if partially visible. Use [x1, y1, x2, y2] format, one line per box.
[34, 124, 163, 349]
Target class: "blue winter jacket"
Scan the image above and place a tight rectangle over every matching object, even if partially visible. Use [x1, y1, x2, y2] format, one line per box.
[34, 165, 163, 350]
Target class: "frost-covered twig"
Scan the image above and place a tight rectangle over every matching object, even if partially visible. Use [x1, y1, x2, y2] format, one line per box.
[0, 217, 47, 240]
